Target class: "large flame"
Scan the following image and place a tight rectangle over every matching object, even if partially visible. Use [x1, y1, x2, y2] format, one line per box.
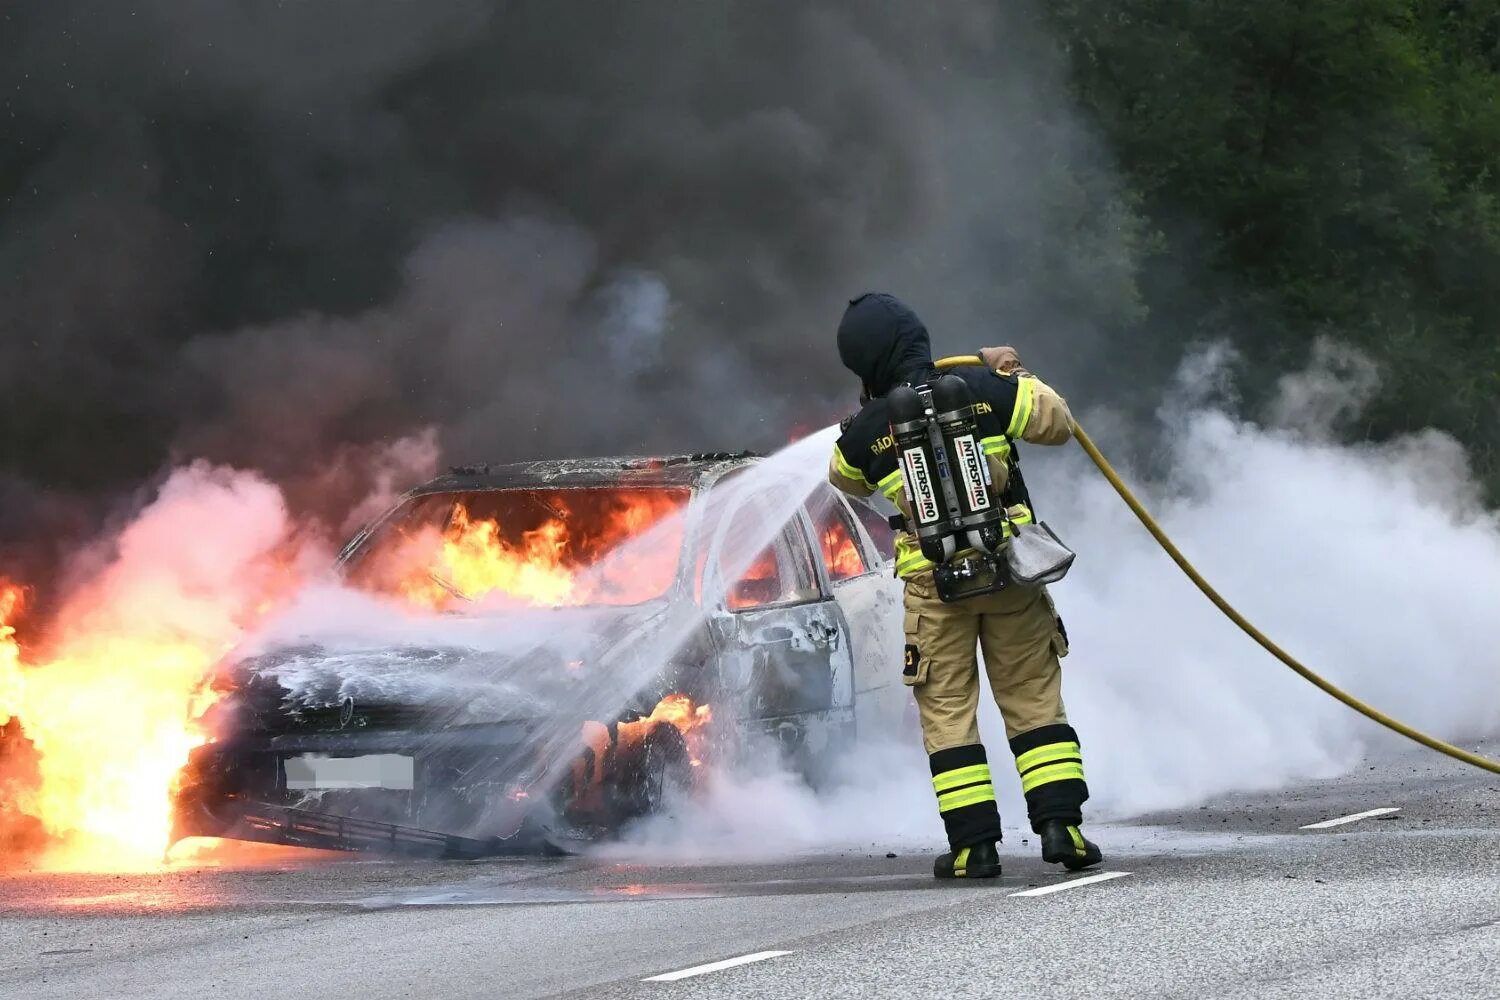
[0, 594, 222, 868]
[385, 488, 688, 609]
[0, 464, 306, 871]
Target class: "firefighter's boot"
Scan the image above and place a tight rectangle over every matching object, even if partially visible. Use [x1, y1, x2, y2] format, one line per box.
[933, 840, 1002, 880]
[1039, 820, 1102, 871]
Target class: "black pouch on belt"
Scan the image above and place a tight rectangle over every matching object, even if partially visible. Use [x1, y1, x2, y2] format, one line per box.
[933, 551, 1009, 602]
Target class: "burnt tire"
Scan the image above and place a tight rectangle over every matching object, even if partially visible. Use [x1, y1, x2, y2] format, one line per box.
[606, 723, 692, 824]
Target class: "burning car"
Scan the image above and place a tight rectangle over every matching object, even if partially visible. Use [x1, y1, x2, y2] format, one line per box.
[171, 452, 904, 857]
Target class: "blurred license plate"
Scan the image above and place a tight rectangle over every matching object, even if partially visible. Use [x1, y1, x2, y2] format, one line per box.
[284, 754, 415, 790]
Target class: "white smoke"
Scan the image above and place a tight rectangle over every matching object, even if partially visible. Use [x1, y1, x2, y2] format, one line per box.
[600, 735, 946, 862]
[335, 430, 443, 537]
[49, 462, 316, 649]
[1048, 345, 1500, 816]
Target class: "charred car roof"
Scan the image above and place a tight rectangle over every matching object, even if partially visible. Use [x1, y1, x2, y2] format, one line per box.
[410, 452, 763, 494]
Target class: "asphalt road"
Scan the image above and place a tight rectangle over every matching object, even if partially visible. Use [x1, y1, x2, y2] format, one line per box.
[2, 739, 1497, 1000]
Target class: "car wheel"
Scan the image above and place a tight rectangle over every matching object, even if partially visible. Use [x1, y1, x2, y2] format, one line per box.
[607, 723, 692, 824]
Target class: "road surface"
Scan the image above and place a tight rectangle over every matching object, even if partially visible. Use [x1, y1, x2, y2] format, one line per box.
[2, 739, 1496, 1000]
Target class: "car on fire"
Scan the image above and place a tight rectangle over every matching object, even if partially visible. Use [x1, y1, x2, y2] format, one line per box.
[171, 453, 906, 857]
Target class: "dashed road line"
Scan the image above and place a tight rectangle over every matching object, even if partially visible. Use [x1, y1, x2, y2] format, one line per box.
[643, 950, 794, 982]
[1300, 807, 1400, 830]
[1009, 871, 1133, 897]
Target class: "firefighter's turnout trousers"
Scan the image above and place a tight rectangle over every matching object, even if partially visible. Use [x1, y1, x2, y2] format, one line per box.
[903, 575, 1088, 850]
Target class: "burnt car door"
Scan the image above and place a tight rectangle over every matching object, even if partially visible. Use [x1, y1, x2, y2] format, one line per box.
[803, 484, 906, 739]
[701, 490, 855, 723]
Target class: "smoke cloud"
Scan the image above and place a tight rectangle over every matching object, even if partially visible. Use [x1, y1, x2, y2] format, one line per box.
[3, 2, 1149, 584]
[1053, 347, 1500, 815]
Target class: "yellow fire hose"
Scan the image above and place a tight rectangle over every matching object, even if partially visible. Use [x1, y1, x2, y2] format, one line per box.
[936, 355, 1500, 775]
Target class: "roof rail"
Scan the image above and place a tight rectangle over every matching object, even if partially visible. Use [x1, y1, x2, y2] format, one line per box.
[444, 452, 761, 476]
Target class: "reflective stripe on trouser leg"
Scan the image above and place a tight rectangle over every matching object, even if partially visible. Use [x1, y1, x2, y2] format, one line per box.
[929, 743, 1001, 850]
[1009, 723, 1089, 833]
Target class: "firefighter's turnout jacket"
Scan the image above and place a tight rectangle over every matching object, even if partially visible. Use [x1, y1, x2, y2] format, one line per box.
[827, 292, 1089, 851]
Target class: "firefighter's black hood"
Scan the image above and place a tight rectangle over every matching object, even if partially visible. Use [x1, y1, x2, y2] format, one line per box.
[836, 293, 935, 397]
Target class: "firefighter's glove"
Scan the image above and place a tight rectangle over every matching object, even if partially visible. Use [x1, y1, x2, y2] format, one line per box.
[979, 345, 1026, 375]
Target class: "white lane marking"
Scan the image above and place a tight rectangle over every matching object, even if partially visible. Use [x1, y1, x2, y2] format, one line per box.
[643, 950, 794, 982]
[1300, 806, 1400, 830]
[1009, 871, 1133, 897]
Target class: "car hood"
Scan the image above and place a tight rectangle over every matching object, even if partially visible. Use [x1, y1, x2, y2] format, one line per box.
[219, 601, 681, 730]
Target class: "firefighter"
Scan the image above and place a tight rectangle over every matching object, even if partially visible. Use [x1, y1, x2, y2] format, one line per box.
[828, 292, 1102, 879]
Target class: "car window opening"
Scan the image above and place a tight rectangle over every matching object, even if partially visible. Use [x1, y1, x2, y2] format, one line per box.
[848, 494, 897, 562]
[806, 487, 870, 581]
[348, 486, 690, 610]
[719, 500, 821, 611]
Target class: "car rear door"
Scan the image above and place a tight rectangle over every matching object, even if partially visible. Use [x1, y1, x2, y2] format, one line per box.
[803, 484, 905, 738]
[702, 490, 854, 721]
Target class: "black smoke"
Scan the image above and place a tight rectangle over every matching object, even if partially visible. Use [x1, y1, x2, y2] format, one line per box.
[1, 1, 1148, 580]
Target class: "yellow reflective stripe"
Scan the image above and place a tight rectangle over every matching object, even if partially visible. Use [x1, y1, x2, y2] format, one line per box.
[1068, 826, 1088, 854]
[937, 784, 996, 812]
[953, 847, 971, 875]
[1019, 762, 1086, 793]
[832, 445, 872, 488]
[1014, 742, 1082, 774]
[894, 537, 933, 576]
[877, 469, 904, 499]
[897, 514, 1034, 568]
[980, 435, 1011, 459]
[932, 764, 993, 793]
[1001, 504, 1035, 540]
[1007, 376, 1035, 438]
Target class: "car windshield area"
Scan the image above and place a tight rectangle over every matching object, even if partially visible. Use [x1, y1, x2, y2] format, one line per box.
[346, 486, 691, 610]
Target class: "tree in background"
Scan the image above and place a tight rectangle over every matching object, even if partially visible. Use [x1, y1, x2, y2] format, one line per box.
[1043, 0, 1500, 479]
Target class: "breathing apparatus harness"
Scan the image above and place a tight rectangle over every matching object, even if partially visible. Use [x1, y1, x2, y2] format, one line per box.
[886, 372, 1016, 603]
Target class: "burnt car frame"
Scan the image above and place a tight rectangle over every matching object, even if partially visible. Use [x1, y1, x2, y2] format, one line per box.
[172, 453, 906, 857]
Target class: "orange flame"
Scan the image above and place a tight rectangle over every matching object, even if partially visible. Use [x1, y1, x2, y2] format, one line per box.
[0, 464, 310, 871]
[618, 693, 714, 767]
[0, 579, 235, 870]
[820, 523, 865, 581]
[385, 489, 687, 609]
[404, 504, 575, 606]
[566, 694, 715, 818]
